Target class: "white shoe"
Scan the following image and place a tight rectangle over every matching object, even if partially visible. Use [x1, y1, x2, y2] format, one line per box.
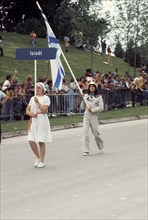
[67, 112, 74, 116]
[37, 162, 45, 168]
[99, 149, 104, 154]
[83, 152, 89, 156]
[34, 159, 40, 167]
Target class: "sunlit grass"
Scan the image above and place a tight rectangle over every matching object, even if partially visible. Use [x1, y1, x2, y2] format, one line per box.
[0, 32, 139, 84]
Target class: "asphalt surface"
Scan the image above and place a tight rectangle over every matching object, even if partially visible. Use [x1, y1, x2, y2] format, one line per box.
[1, 119, 148, 220]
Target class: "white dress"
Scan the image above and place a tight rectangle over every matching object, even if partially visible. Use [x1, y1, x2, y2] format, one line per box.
[27, 95, 52, 143]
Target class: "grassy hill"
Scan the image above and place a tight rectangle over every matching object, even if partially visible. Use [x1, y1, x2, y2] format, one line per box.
[0, 32, 140, 84]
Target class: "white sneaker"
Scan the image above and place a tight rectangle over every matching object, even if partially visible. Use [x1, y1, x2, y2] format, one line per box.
[100, 149, 103, 153]
[83, 152, 89, 156]
[34, 159, 40, 167]
[99, 149, 104, 154]
[37, 162, 45, 168]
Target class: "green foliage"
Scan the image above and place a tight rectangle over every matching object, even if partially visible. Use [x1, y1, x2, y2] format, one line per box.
[114, 41, 124, 58]
[138, 42, 148, 66]
[14, 18, 46, 37]
[0, 0, 41, 32]
[114, 0, 148, 45]
[113, 0, 148, 74]
[0, 0, 65, 32]
[53, 0, 73, 39]
[124, 39, 142, 67]
[53, 0, 108, 46]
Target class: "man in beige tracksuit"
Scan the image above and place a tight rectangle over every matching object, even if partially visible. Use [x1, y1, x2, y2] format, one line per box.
[80, 81, 104, 156]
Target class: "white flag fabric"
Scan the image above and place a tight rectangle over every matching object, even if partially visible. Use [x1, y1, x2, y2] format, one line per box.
[36, 2, 65, 89]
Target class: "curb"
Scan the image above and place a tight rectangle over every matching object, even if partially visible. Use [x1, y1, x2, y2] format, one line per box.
[99, 115, 147, 124]
[1, 115, 147, 139]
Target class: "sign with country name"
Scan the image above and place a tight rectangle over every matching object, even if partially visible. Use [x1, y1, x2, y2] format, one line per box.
[16, 48, 57, 60]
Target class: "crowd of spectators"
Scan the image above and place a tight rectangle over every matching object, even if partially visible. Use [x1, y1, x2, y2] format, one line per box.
[0, 66, 148, 121]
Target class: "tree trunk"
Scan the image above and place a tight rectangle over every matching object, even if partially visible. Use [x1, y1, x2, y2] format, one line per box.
[90, 45, 93, 70]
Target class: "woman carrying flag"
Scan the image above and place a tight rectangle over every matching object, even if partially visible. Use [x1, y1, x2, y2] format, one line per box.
[80, 81, 104, 156]
[26, 82, 52, 168]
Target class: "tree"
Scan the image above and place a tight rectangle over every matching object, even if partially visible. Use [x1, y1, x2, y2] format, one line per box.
[124, 39, 134, 66]
[0, 0, 64, 32]
[114, 40, 124, 58]
[124, 38, 141, 68]
[113, 0, 148, 76]
[53, 0, 107, 43]
[73, 1, 109, 69]
[139, 42, 148, 66]
[53, 0, 109, 69]
[14, 18, 46, 37]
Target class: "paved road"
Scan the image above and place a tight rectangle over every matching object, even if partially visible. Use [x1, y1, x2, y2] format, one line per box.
[1, 119, 147, 220]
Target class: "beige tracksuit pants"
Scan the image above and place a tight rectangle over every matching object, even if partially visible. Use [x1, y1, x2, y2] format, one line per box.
[82, 114, 104, 153]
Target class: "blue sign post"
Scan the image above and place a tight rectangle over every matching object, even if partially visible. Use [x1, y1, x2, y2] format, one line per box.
[16, 48, 57, 95]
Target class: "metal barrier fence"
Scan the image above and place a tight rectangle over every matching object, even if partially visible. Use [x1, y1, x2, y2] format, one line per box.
[1, 89, 148, 121]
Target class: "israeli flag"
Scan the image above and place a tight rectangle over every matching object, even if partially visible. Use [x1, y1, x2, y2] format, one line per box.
[36, 1, 65, 89]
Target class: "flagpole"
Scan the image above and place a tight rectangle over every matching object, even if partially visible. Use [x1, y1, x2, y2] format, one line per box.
[61, 51, 83, 95]
[34, 59, 37, 95]
[61, 51, 91, 109]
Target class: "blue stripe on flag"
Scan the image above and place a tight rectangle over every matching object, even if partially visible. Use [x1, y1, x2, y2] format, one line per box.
[60, 65, 65, 77]
[54, 68, 62, 88]
[49, 36, 58, 44]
